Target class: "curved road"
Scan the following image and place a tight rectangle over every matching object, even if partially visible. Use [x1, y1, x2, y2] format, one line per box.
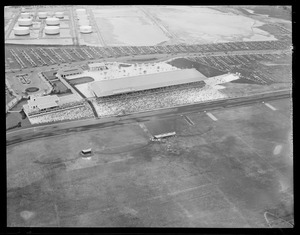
[6, 89, 291, 146]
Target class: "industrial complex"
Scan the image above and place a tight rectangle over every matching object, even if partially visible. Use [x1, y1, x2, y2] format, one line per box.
[5, 5, 293, 228]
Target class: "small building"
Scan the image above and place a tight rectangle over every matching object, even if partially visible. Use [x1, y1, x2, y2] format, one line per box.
[81, 148, 92, 158]
[145, 118, 177, 140]
[23, 95, 59, 114]
[81, 148, 92, 155]
[88, 62, 108, 71]
[58, 67, 83, 78]
[153, 132, 176, 139]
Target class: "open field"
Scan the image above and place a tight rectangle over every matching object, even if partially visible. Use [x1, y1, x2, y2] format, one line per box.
[239, 6, 291, 21]
[7, 98, 292, 227]
[146, 6, 277, 44]
[91, 6, 169, 46]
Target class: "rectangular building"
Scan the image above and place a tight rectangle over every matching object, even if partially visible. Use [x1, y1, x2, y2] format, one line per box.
[89, 68, 206, 97]
[58, 67, 83, 78]
[88, 62, 108, 71]
[23, 95, 59, 114]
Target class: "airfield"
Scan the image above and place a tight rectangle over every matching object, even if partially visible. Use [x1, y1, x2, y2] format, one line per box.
[5, 5, 292, 228]
[7, 98, 293, 227]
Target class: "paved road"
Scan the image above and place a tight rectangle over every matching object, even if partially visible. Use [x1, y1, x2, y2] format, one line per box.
[6, 89, 291, 146]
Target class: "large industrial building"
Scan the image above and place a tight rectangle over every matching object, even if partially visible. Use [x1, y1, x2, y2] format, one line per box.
[89, 68, 206, 97]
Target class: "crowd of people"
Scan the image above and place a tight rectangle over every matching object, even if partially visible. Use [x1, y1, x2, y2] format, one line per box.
[28, 100, 86, 116]
[29, 104, 94, 124]
[94, 84, 226, 117]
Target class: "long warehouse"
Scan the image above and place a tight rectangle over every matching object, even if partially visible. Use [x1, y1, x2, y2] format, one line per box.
[89, 68, 207, 97]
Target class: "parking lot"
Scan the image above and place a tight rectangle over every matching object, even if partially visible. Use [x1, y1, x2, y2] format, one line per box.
[7, 98, 293, 227]
[5, 39, 291, 71]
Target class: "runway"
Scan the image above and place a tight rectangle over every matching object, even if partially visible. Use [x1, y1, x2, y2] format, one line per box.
[6, 89, 291, 146]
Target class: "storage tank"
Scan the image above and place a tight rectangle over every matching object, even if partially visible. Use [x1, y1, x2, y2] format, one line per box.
[18, 18, 32, 26]
[44, 26, 60, 35]
[13, 26, 30, 36]
[76, 9, 86, 14]
[46, 17, 60, 26]
[38, 12, 47, 19]
[55, 12, 64, 19]
[80, 25, 92, 34]
[20, 12, 30, 18]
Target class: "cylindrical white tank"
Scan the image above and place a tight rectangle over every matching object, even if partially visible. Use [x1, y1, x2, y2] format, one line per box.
[80, 25, 92, 33]
[14, 27, 30, 36]
[21, 12, 30, 18]
[38, 12, 47, 19]
[76, 9, 86, 14]
[46, 17, 60, 26]
[18, 18, 32, 26]
[55, 12, 64, 19]
[44, 26, 60, 35]
[78, 20, 90, 26]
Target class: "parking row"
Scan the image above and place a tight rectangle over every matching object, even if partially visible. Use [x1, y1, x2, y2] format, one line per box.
[5, 39, 291, 71]
[187, 52, 291, 84]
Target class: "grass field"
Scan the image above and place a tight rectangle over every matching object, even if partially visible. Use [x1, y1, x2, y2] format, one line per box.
[51, 80, 72, 96]
[7, 99, 292, 227]
[241, 6, 291, 21]
[6, 92, 15, 104]
[68, 76, 94, 85]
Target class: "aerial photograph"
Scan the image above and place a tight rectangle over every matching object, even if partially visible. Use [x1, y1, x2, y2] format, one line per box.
[6, 5, 293, 227]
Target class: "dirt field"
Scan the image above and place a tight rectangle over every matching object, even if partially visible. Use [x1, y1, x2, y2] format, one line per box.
[7, 98, 293, 227]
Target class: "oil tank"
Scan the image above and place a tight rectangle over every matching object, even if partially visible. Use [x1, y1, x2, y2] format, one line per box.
[14, 26, 30, 36]
[76, 9, 86, 14]
[44, 26, 60, 35]
[18, 18, 32, 26]
[38, 12, 47, 19]
[55, 12, 64, 19]
[80, 25, 92, 33]
[46, 17, 60, 26]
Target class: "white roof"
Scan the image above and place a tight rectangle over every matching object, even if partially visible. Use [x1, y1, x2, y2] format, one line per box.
[28, 95, 59, 110]
[89, 68, 206, 97]
[88, 62, 106, 68]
